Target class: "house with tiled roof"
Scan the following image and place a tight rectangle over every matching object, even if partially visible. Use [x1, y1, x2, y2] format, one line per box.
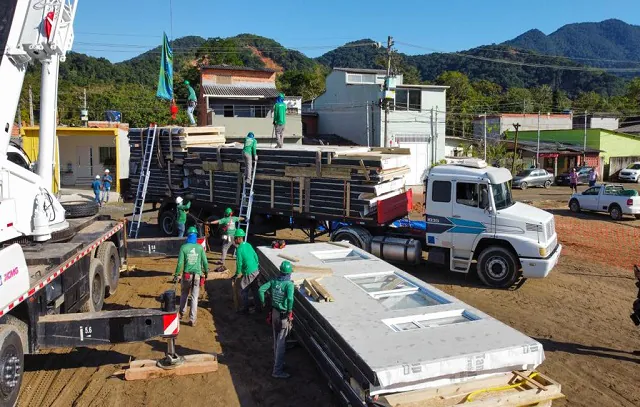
[197, 64, 302, 143]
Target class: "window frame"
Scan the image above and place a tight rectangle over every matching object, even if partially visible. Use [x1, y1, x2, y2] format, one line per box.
[455, 182, 480, 208]
[431, 180, 452, 203]
[98, 146, 116, 165]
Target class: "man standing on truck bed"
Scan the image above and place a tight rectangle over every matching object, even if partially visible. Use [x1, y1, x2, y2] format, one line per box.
[234, 229, 261, 313]
[259, 260, 295, 379]
[207, 207, 243, 266]
[273, 93, 287, 148]
[173, 226, 208, 326]
[175, 196, 191, 238]
[243, 132, 258, 184]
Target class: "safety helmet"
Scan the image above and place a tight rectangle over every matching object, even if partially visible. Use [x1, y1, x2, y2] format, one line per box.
[279, 260, 293, 275]
[95, 175, 100, 179]
[187, 226, 198, 236]
[104, 169, 110, 173]
[184, 80, 190, 85]
[234, 229, 246, 238]
[224, 207, 232, 216]
[247, 132, 255, 139]
[176, 196, 183, 204]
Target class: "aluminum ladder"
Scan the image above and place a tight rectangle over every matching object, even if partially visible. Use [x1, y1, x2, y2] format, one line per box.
[238, 161, 257, 236]
[129, 124, 158, 238]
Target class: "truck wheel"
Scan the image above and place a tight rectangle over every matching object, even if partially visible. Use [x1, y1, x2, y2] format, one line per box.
[80, 259, 106, 313]
[477, 246, 521, 288]
[62, 200, 99, 219]
[609, 204, 623, 220]
[544, 180, 551, 189]
[0, 326, 23, 407]
[158, 210, 176, 236]
[331, 226, 373, 252]
[569, 199, 581, 213]
[97, 242, 120, 296]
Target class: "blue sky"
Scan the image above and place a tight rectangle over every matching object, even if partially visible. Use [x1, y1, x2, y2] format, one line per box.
[73, 0, 640, 62]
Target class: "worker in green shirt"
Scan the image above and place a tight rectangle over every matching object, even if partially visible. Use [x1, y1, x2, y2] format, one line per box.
[259, 260, 294, 379]
[175, 196, 191, 237]
[184, 80, 197, 126]
[273, 93, 287, 148]
[242, 132, 258, 185]
[233, 229, 261, 313]
[206, 207, 244, 265]
[172, 226, 209, 326]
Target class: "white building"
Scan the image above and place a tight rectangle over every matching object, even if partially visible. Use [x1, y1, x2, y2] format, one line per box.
[472, 113, 573, 140]
[313, 68, 448, 185]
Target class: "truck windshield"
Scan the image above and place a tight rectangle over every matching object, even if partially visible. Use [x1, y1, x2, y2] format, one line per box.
[492, 182, 514, 210]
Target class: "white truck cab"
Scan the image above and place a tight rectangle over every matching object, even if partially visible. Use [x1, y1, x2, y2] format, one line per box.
[425, 159, 562, 287]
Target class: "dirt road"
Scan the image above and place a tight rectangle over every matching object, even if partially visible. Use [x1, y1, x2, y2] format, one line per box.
[17, 204, 640, 407]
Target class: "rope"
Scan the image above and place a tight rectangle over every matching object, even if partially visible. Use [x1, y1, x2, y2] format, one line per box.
[465, 372, 540, 402]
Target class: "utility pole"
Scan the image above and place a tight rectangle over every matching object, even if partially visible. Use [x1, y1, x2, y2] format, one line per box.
[16, 99, 22, 131]
[583, 110, 588, 164]
[536, 111, 541, 168]
[365, 101, 370, 147]
[430, 108, 435, 166]
[434, 107, 439, 165]
[483, 112, 487, 161]
[28, 85, 34, 126]
[383, 35, 394, 147]
[82, 87, 88, 127]
[511, 123, 521, 176]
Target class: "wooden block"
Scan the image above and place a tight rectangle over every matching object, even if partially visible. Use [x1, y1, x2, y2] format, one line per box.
[293, 265, 333, 274]
[124, 354, 218, 381]
[278, 253, 300, 262]
[302, 279, 321, 301]
[231, 278, 240, 311]
[512, 370, 547, 391]
[310, 279, 333, 302]
[316, 151, 322, 177]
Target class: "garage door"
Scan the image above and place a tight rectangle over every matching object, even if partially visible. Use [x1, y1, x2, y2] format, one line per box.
[394, 134, 431, 186]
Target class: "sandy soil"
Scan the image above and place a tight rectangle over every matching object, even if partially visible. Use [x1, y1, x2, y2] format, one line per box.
[16, 202, 640, 407]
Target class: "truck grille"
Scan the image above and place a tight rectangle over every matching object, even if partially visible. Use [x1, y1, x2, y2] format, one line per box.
[545, 218, 555, 239]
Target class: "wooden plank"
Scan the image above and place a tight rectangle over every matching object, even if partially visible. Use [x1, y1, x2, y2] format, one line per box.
[124, 354, 218, 381]
[370, 147, 411, 155]
[255, 174, 294, 182]
[316, 151, 322, 177]
[359, 160, 371, 181]
[512, 370, 547, 391]
[202, 161, 240, 172]
[209, 170, 213, 202]
[303, 279, 321, 301]
[294, 265, 333, 274]
[231, 278, 240, 311]
[298, 177, 303, 213]
[270, 180, 275, 208]
[284, 165, 352, 180]
[346, 182, 351, 214]
[278, 253, 300, 262]
[310, 279, 334, 302]
[304, 178, 311, 213]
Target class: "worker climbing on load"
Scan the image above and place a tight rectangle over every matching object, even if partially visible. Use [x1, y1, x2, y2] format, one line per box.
[243, 132, 258, 185]
[234, 229, 261, 314]
[101, 169, 112, 204]
[273, 93, 287, 148]
[259, 260, 295, 379]
[175, 196, 191, 238]
[172, 226, 208, 326]
[92, 175, 102, 206]
[184, 80, 197, 126]
[207, 207, 244, 266]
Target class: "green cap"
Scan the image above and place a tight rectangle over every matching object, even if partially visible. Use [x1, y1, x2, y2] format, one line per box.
[225, 207, 232, 216]
[279, 260, 293, 274]
[187, 226, 198, 236]
[184, 80, 190, 85]
[234, 229, 246, 238]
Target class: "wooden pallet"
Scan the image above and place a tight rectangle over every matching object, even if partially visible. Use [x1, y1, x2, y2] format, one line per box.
[380, 370, 563, 407]
[122, 354, 218, 381]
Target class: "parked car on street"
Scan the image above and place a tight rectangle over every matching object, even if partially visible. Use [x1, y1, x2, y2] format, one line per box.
[555, 166, 592, 186]
[618, 162, 640, 183]
[568, 184, 640, 220]
[512, 169, 554, 189]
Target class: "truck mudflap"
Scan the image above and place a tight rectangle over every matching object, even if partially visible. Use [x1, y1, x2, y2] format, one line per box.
[520, 244, 562, 279]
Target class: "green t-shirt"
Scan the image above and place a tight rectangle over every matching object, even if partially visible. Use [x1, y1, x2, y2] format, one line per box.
[174, 242, 208, 277]
[235, 242, 259, 276]
[187, 85, 197, 102]
[218, 216, 239, 238]
[242, 137, 257, 156]
[259, 279, 295, 312]
[176, 201, 191, 224]
[273, 102, 286, 126]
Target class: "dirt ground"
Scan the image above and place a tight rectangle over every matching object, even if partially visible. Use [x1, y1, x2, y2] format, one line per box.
[17, 201, 640, 407]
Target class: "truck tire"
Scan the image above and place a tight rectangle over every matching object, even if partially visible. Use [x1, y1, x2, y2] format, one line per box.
[80, 259, 106, 313]
[97, 242, 120, 296]
[62, 200, 99, 219]
[331, 226, 373, 252]
[609, 204, 623, 220]
[569, 199, 581, 213]
[158, 210, 176, 236]
[0, 325, 23, 407]
[477, 246, 521, 288]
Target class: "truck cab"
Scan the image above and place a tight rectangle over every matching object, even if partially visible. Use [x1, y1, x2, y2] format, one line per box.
[425, 159, 562, 287]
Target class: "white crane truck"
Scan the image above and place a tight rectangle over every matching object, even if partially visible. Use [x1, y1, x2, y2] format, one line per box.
[0, 3, 181, 406]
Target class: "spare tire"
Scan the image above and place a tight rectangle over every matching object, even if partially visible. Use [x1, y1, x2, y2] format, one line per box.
[62, 200, 99, 218]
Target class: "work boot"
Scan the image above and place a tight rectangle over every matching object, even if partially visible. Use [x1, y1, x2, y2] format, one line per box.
[179, 313, 185, 320]
[272, 372, 291, 379]
[189, 320, 196, 327]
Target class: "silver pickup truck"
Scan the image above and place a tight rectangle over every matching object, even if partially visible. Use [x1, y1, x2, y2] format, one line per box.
[569, 184, 640, 220]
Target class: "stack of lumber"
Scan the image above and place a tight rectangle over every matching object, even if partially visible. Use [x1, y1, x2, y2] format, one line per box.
[129, 126, 410, 221]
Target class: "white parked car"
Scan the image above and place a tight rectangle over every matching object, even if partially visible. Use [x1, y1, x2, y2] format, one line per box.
[618, 162, 640, 183]
[569, 184, 640, 220]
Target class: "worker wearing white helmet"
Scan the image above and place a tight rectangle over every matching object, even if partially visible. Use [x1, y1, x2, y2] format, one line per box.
[91, 175, 102, 206]
[175, 196, 191, 237]
[101, 169, 113, 204]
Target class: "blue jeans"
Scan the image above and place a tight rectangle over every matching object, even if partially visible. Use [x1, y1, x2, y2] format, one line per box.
[94, 191, 101, 204]
[101, 187, 110, 203]
[177, 223, 185, 237]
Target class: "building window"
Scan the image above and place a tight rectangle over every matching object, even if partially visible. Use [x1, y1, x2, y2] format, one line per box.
[394, 89, 421, 111]
[99, 147, 116, 165]
[395, 89, 408, 110]
[432, 181, 451, 203]
[346, 73, 376, 84]
[223, 105, 234, 117]
[253, 105, 268, 118]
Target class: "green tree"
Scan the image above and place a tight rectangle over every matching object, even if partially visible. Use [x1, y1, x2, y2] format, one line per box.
[552, 90, 572, 111]
[277, 66, 327, 101]
[573, 91, 603, 112]
[531, 85, 553, 112]
[502, 88, 534, 113]
[435, 71, 477, 137]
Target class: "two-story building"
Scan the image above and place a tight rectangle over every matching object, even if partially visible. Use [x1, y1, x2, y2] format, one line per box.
[472, 113, 573, 140]
[312, 68, 448, 186]
[198, 64, 302, 144]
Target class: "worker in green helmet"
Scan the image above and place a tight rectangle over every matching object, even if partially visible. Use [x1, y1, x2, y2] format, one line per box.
[258, 260, 295, 379]
[184, 80, 197, 126]
[233, 229, 261, 313]
[172, 226, 208, 326]
[242, 132, 257, 184]
[206, 208, 244, 265]
[273, 93, 287, 148]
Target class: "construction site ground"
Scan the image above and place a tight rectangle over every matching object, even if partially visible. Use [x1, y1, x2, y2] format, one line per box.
[17, 200, 640, 407]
